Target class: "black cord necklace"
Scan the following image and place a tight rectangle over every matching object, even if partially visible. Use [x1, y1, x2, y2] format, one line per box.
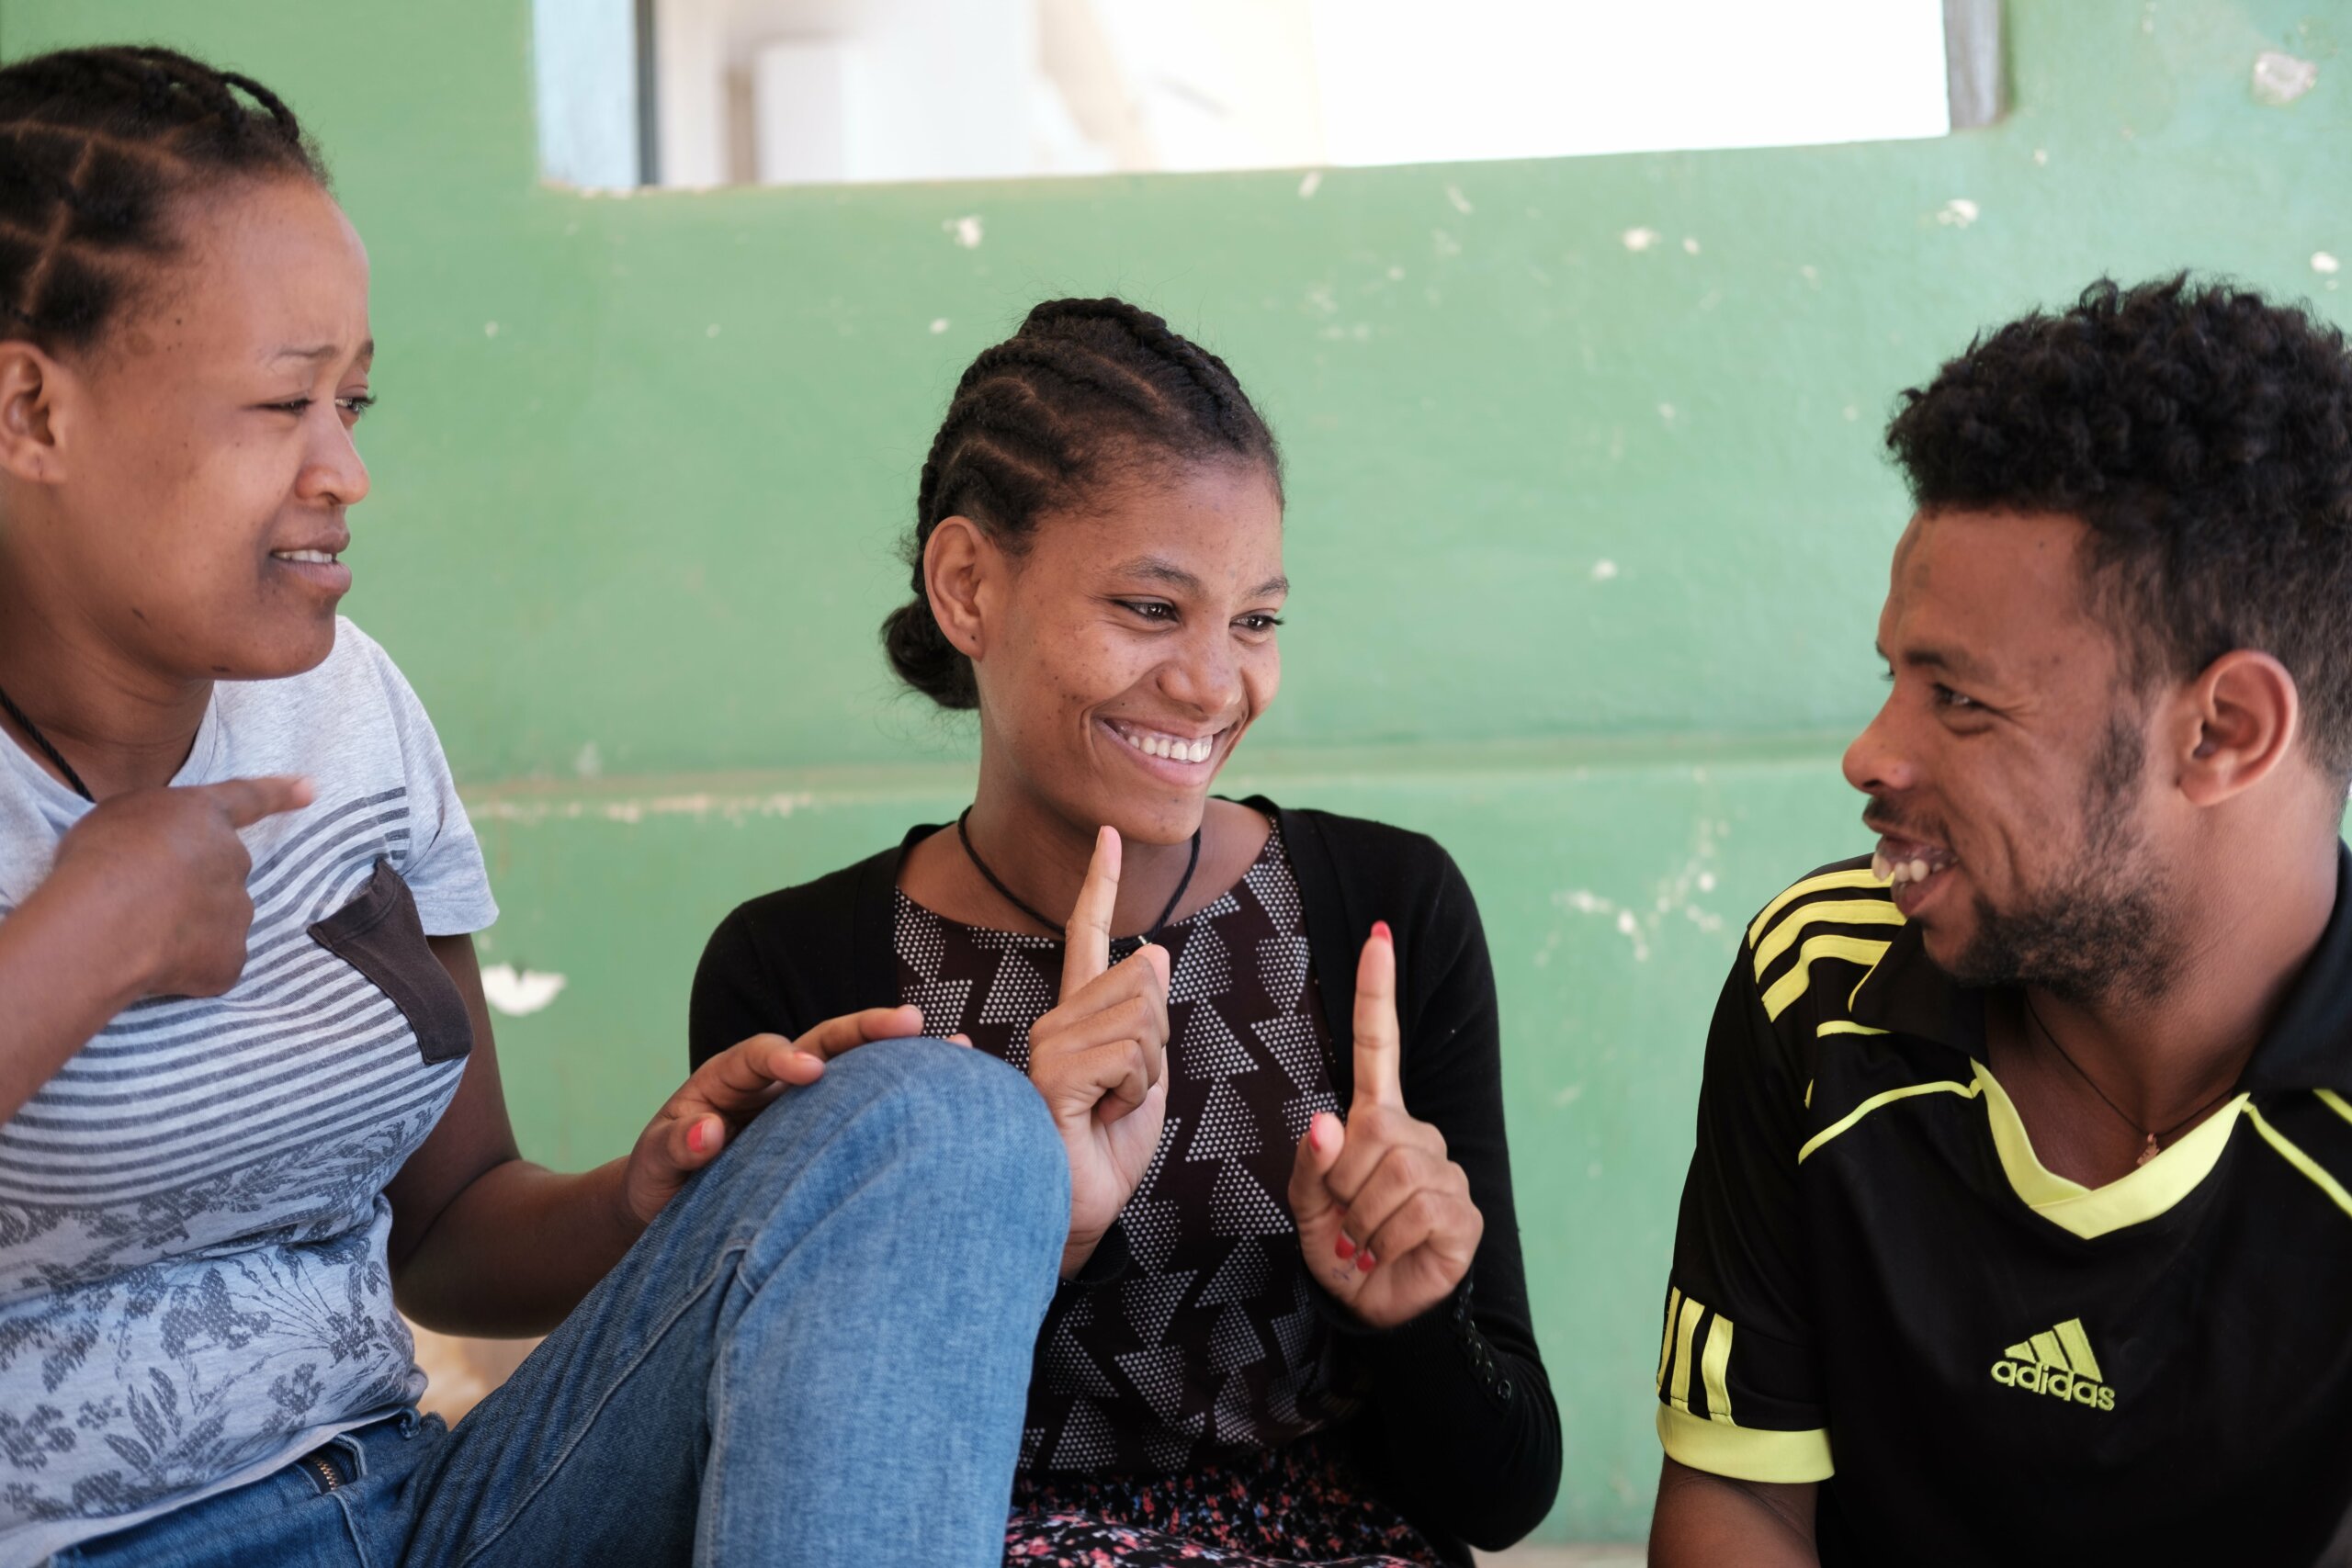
[0, 682, 94, 802]
[2020, 993, 2240, 1168]
[956, 807, 1201, 947]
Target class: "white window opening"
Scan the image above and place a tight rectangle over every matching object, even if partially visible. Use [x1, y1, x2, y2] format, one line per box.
[534, 0, 1998, 192]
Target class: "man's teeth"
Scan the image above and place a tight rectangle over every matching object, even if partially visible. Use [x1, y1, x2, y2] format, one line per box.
[1115, 727, 1216, 764]
[1871, 851, 1953, 889]
[274, 550, 338, 565]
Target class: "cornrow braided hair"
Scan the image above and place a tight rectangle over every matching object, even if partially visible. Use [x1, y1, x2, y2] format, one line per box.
[884, 297, 1283, 708]
[0, 45, 327, 351]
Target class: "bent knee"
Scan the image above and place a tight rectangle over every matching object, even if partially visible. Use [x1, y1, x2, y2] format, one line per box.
[740, 1038, 1062, 1194]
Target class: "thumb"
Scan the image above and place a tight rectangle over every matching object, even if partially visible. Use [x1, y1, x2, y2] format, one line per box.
[1287, 1110, 1346, 1223]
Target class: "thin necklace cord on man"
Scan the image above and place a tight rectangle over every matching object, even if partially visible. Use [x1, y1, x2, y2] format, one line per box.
[0, 682, 95, 802]
[956, 807, 1200, 947]
[2020, 992, 2242, 1167]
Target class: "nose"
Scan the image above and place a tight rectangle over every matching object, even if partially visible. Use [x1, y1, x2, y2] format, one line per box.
[1158, 622, 1245, 719]
[296, 408, 370, 509]
[1841, 695, 1918, 798]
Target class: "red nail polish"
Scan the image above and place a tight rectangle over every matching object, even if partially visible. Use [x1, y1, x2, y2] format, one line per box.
[688, 1122, 708, 1155]
[1357, 1250, 1377, 1272]
[1334, 1235, 1356, 1260]
[1373, 920, 1392, 942]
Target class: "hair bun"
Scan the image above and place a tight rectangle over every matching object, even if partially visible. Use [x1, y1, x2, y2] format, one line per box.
[880, 595, 978, 710]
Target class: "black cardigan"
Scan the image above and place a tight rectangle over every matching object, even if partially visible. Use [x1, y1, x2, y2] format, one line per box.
[688, 798, 1563, 1554]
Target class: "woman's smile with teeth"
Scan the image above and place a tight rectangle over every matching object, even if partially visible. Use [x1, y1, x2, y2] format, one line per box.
[273, 549, 339, 564]
[1109, 720, 1222, 764]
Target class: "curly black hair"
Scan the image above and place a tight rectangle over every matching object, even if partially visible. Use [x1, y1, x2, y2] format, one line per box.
[0, 45, 328, 352]
[1886, 276, 2352, 782]
[882, 297, 1283, 710]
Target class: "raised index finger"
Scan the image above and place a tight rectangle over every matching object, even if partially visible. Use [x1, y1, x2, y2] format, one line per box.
[1061, 825, 1121, 998]
[199, 775, 314, 829]
[1351, 920, 1403, 1110]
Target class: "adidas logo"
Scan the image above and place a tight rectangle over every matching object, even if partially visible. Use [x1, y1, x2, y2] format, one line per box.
[1989, 1317, 2117, 1411]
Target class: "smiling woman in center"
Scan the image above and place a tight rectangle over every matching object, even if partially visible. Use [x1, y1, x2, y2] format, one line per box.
[687, 297, 1558, 1566]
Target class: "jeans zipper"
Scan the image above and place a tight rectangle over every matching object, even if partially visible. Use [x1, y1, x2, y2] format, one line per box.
[304, 1450, 343, 1494]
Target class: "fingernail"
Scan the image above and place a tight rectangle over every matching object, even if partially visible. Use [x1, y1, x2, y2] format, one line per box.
[687, 1121, 707, 1154]
[1373, 920, 1392, 942]
[1356, 1250, 1377, 1272]
[1334, 1234, 1356, 1259]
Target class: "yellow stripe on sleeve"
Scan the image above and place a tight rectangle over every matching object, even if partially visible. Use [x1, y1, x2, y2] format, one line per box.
[1700, 1314, 1736, 1425]
[1752, 899, 1905, 979]
[1657, 1405, 1835, 1484]
[1668, 1294, 1704, 1413]
[1746, 867, 1889, 947]
[1657, 1287, 1682, 1393]
[1761, 935, 1894, 1021]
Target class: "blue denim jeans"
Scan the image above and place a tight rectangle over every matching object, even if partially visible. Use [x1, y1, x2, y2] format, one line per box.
[52, 1040, 1068, 1568]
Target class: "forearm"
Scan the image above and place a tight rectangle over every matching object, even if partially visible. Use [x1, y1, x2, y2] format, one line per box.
[392, 1156, 644, 1337]
[0, 874, 145, 1122]
[1650, 1459, 1818, 1567]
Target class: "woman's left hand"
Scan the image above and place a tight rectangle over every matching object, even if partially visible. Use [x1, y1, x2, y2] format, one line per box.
[620, 1005, 933, 1226]
[1286, 923, 1483, 1328]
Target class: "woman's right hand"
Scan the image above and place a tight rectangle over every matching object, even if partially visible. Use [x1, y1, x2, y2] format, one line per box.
[43, 774, 313, 999]
[1025, 826, 1171, 1278]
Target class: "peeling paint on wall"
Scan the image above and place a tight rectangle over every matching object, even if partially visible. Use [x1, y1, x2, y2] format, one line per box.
[481, 964, 569, 1017]
[944, 214, 984, 248]
[472, 789, 820, 826]
[2252, 51, 2318, 107]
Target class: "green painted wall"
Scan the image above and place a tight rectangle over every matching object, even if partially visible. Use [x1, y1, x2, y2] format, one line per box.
[5, 0, 2344, 1540]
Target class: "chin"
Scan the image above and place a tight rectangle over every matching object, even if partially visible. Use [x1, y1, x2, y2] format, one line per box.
[1106, 794, 1212, 847]
[215, 614, 342, 682]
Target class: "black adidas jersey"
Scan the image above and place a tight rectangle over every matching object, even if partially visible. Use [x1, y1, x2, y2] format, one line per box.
[1658, 850, 2352, 1566]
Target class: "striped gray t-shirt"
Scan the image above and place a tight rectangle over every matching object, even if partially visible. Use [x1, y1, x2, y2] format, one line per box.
[0, 620, 496, 1565]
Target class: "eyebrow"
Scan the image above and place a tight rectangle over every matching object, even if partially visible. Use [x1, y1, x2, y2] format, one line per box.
[1114, 556, 1290, 600]
[268, 337, 374, 365]
[1876, 638, 1994, 682]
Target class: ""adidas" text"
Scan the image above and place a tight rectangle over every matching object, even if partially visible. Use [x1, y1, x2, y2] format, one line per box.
[1988, 1359, 2117, 1410]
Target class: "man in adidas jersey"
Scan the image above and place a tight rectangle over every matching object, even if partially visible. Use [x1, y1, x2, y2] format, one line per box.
[1648, 276, 2352, 1566]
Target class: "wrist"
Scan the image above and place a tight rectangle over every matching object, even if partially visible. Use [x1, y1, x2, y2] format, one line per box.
[595, 1156, 654, 1240]
[18, 863, 153, 1014]
[1059, 1229, 1103, 1279]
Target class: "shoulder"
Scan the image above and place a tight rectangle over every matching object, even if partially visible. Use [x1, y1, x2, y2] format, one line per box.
[709, 842, 900, 962]
[693, 840, 905, 1061]
[1274, 802, 1467, 897]
[2244, 1090, 2352, 1225]
[1738, 854, 1903, 1035]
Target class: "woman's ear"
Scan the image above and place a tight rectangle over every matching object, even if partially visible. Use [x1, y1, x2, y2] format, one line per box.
[2177, 649, 2301, 807]
[923, 515, 993, 661]
[0, 341, 68, 485]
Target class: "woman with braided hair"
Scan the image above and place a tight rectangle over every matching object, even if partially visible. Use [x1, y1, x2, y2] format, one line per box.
[0, 43, 1071, 1568]
[692, 299, 1561, 1565]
